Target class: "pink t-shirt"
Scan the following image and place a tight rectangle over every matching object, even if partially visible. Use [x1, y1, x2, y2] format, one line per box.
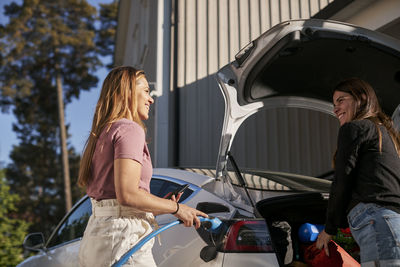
[87, 119, 153, 200]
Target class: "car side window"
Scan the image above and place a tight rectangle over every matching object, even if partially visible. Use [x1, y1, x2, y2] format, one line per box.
[150, 178, 193, 202]
[47, 197, 92, 248]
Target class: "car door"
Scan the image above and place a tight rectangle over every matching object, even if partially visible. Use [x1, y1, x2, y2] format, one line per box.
[17, 197, 91, 267]
[18, 174, 234, 267]
[19, 177, 194, 267]
[150, 174, 235, 267]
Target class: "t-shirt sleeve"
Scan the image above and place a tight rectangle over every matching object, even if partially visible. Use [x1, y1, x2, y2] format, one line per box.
[325, 122, 364, 234]
[113, 122, 146, 164]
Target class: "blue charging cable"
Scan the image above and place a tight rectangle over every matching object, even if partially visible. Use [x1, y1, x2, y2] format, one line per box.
[112, 216, 222, 267]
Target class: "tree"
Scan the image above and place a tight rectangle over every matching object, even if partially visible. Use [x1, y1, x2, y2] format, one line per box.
[0, 0, 101, 235]
[0, 169, 30, 267]
[97, 0, 118, 69]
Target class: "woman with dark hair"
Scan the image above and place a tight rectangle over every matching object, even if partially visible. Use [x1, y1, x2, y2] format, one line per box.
[77, 66, 207, 266]
[316, 77, 400, 265]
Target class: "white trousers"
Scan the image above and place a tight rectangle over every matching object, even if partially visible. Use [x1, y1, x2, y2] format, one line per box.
[78, 198, 157, 267]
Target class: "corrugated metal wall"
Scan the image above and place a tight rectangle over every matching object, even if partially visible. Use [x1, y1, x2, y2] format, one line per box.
[176, 0, 337, 177]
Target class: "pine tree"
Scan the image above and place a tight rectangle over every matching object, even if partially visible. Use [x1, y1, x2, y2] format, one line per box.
[97, 0, 118, 69]
[0, 0, 101, 235]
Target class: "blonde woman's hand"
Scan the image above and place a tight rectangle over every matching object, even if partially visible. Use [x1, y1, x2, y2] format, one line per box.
[170, 192, 182, 202]
[174, 203, 208, 229]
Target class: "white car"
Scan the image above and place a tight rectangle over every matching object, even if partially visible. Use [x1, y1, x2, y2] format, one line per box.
[18, 18, 400, 266]
[18, 168, 330, 267]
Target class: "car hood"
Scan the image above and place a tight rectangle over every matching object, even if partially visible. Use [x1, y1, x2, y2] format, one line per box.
[213, 19, 400, 205]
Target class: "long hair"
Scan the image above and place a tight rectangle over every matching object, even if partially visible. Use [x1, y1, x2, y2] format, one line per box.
[78, 66, 146, 187]
[334, 77, 400, 156]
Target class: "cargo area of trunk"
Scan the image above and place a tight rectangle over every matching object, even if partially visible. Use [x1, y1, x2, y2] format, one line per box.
[256, 192, 359, 266]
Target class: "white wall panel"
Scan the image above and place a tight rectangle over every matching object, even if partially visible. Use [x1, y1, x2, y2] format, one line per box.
[185, 2, 197, 85]
[176, 0, 334, 176]
[310, 0, 321, 15]
[197, 1, 208, 80]
[218, 0, 230, 68]
[115, 0, 152, 69]
[177, 0, 186, 88]
[280, 0, 291, 22]
[116, 0, 399, 172]
[260, 0, 270, 32]
[208, 0, 219, 73]
[230, 109, 338, 176]
[229, 0, 240, 59]
[269, 0, 281, 26]
[331, 0, 400, 31]
[249, 0, 261, 40]
[299, 0, 311, 18]
[290, 0, 301, 19]
[238, 0, 250, 47]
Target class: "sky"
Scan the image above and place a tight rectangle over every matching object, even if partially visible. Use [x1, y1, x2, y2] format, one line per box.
[0, 0, 113, 166]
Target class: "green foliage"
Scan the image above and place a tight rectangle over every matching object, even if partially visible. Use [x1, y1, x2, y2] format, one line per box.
[97, 0, 118, 63]
[0, 0, 100, 107]
[0, 0, 117, 237]
[333, 228, 360, 262]
[6, 143, 84, 236]
[96, 0, 118, 56]
[0, 169, 30, 267]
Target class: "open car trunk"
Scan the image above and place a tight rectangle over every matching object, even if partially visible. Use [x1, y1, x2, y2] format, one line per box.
[215, 19, 400, 189]
[256, 193, 358, 266]
[256, 193, 328, 225]
[212, 18, 398, 265]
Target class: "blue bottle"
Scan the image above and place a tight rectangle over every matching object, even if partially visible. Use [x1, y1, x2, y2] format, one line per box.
[298, 223, 325, 243]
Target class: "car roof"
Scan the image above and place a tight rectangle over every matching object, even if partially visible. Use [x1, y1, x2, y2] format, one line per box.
[181, 167, 331, 192]
[153, 168, 214, 187]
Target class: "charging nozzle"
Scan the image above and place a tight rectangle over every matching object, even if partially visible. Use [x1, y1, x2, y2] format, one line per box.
[199, 216, 222, 232]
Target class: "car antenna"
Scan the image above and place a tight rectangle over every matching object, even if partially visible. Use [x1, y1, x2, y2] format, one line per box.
[227, 151, 255, 209]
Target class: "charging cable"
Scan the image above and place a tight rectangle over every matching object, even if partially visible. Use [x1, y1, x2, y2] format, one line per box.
[112, 216, 222, 267]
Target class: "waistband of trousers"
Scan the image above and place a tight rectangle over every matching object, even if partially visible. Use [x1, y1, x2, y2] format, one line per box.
[91, 198, 154, 221]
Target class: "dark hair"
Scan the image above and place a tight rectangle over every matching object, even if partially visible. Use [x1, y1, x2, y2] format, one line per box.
[334, 77, 400, 156]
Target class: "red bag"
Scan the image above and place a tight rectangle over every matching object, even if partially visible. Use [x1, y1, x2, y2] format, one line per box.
[304, 240, 360, 267]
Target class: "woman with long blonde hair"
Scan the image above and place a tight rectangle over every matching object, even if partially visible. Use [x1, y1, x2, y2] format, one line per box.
[78, 66, 207, 266]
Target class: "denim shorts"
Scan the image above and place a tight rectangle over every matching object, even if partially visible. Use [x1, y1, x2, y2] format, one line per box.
[347, 202, 400, 266]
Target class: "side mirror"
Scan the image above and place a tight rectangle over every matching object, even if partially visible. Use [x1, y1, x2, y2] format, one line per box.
[23, 233, 45, 252]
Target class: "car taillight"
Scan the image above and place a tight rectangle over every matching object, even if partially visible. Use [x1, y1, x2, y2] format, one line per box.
[222, 220, 274, 253]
